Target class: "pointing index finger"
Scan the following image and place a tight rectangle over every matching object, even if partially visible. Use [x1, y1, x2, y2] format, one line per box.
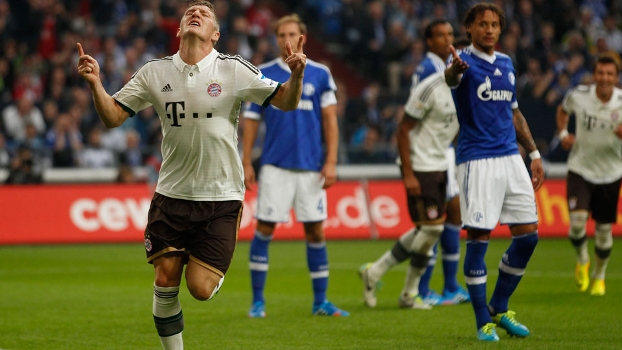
[76, 42, 84, 56]
[449, 45, 459, 61]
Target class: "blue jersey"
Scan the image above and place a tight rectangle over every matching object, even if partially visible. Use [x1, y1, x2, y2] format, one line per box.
[451, 45, 519, 164]
[244, 58, 337, 171]
[411, 52, 447, 90]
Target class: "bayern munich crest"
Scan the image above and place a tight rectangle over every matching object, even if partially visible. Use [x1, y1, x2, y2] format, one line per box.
[144, 237, 152, 252]
[207, 83, 222, 97]
[426, 206, 438, 219]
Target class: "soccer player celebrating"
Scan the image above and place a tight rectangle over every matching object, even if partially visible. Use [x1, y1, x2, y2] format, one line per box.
[242, 14, 346, 317]
[359, 20, 470, 310]
[444, 2, 544, 342]
[77, 1, 306, 349]
[556, 53, 622, 297]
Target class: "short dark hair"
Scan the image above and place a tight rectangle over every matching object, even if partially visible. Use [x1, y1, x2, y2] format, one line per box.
[463, 3, 506, 40]
[424, 19, 451, 40]
[453, 37, 471, 50]
[594, 53, 621, 75]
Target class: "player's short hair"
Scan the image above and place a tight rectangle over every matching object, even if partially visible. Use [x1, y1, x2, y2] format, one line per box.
[593, 53, 621, 75]
[453, 37, 471, 50]
[463, 3, 506, 40]
[423, 19, 451, 40]
[274, 14, 307, 35]
[187, 0, 219, 31]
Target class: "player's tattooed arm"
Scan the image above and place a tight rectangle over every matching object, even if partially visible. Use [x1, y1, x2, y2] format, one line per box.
[513, 108, 537, 153]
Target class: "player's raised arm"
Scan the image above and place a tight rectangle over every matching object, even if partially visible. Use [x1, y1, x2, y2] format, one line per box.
[270, 36, 306, 111]
[444, 45, 469, 86]
[76, 43, 129, 128]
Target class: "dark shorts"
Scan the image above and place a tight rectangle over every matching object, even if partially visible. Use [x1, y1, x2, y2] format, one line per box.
[567, 171, 622, 223]
[404, 170, 447, 223]
[144, 193, 244, 277]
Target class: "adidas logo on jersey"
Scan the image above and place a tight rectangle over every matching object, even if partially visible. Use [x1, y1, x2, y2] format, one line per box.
[494, 68, 502, 76]
[161, 84, 173, 92]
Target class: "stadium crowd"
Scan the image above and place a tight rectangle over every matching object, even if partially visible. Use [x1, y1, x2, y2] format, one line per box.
[1, 0, 622, 183]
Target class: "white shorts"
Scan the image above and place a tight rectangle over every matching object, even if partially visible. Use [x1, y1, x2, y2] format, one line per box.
[255, 164, 327, 223]
[446, 147, 459, 200]
[456, 154, 538, 230]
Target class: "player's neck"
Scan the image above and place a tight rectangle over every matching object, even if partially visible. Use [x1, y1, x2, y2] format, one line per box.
[179, 39, 213, 65]
[473, 43, 494, 56]
[595, 87, 614, 103]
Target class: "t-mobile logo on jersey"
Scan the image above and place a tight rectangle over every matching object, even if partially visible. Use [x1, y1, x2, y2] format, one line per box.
[165, 101, 213, 127]
[476, 76, 513, 102]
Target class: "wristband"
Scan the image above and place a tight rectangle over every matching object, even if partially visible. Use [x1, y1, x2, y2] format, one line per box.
[558, 129, 569, 139]
[529, 150, 541, 160]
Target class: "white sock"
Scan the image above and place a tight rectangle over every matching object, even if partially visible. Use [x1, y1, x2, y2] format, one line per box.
[153, 285, 183, 350]
[369, 251, 398, 281]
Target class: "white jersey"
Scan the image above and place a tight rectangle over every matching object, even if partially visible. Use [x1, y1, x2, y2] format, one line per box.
[113, 50, 279, 201]
[562, 84, 622, 184]
[402, 72, 459, 172]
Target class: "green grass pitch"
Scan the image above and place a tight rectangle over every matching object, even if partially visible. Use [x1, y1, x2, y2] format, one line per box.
[1, 238, 621, 349]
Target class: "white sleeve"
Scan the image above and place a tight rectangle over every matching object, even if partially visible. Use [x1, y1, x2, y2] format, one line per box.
[112, 66, 152, 115]
[235, 62, 280, 106]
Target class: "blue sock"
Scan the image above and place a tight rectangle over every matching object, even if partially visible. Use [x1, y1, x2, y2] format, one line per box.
[441, 223, 461, 293]
[464, 240, 490, 330]
[489, 232, 538, 314]
[307, 241, 329, 305]
[418, 244, 437, 296]
[249, 231, 272, 304]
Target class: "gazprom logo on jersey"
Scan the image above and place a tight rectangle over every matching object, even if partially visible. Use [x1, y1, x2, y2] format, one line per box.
[477, 76, 513, 102]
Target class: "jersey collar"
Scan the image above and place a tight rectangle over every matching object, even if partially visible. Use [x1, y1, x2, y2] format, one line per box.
[172, 49, 219, 73]
[469, 44, 497, 64]
[426, 51, 446, 66]
[276, 57, 291, 73]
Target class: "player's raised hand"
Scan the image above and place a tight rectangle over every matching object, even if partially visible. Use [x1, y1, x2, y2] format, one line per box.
[447, 45, 469, 74]
[284, 35, 306, 78]
[615, 124, 622, 140]
[76, 43, 101, 86]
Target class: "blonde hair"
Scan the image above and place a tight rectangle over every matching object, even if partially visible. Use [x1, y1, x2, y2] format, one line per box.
[273, 14, 307, 35]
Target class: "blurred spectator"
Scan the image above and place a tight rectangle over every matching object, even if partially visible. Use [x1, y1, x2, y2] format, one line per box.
[118, 128, 146, 167]
[348, 126, 392, 164]
[79, 127, 116, 168]
[0, 132, 10, 168]
[116, 163, 136, 183]
[599, 15, 622, 54]
[0, 56, 12, 106]
[514, 0, 541, 49]
[245, 0, 274, 38]
[344, 82, 382, 144]
[544, 69, 573, 107]
[20, 122, 50, 171]
[45, 112, 82, 167]
[5, 145, 43, 184]
[576, 6, 603, 49]
[1, 92, 45, 144]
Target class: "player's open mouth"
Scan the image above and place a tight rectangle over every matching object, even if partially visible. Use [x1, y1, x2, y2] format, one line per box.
[189, 21, 200, 27]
